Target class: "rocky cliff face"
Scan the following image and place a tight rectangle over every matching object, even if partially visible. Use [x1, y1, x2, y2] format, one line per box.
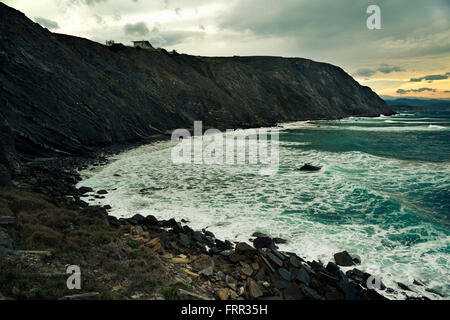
[0, 3, 392, 161]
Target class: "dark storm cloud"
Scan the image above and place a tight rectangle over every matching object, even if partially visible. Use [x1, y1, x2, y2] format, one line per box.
[124, 22, 149, 36]
[396, 88, 437, 94]
[377, 64, 402, 74]
[353, 64, 402, 78]
[34, 17, 59, 29]
[218, 0, 449, 62]
[5, 0, 449, 94]
[410, 72, 450, 82]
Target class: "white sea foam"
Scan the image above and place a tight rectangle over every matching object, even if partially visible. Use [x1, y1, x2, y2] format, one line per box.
[343, 125, 448, 132]
[77, 131, 450, 300]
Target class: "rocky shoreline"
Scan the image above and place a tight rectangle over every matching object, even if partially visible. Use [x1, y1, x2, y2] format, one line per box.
[1, 141, 444, 301]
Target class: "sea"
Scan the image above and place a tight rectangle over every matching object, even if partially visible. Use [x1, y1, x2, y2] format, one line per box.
[77, 110, 450, 299]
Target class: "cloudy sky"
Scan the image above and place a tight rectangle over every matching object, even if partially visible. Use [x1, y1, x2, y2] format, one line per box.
[4, 0, 450, 98]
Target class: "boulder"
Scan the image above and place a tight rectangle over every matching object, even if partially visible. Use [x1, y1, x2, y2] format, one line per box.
[301, 287, 323, 300]
[217, 288, 229, 300]
[253, 237, 275, 249]
[326, 262, 340, 275]
[297, 268, 311, 284]
[235, 242, 257, 254]
[143, 215, 159, 226]
[78, 186, 93, 194]
[255, 267, 266, 281]
[130, 214, 145, 224]
[163, 218, 178, 228]
[318, 271, 339, 285]
[178, 233, 191, 248]
[278, 268, 291, 281]
[283, 284, 304, 300]
[203, 230, 215, 238]
[199, 266, 214, 277]
[289, 256, 302, 268]
[339, 279, 360, 300]
[97, 189, 108, 195]
[229, 253, 246, 263]
[240, 262, 253, 277]
[248, 281, 263, 298]
[270, 275, 291, 289]
[260, 256, 276, 273]
[193, 254, 215, 271]
[266, 251, 283, 267]
[234, 242, 257, 260]
[299, 164, 321, 171]
[333, 251, 355, 267]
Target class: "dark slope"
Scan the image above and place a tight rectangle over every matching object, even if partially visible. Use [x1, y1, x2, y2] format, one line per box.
[0, 3, 392, 161]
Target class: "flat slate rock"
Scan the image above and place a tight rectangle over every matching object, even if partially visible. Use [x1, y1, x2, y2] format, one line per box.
[271, 275, 292, 290]
[278, 268, 291, 281]
[297, 268, 311, 284]
[267, 252, 283, 267]
[301, 287, 323, 300]
[177, 289, 211, 300]
[60, 292, 100, 300]
[283, 284, 304, 300]
[289, 256, 302, 268]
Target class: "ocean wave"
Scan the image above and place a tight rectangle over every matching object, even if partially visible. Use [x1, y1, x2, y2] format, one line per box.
[77, 139, 450, 299]
[344, 125, 449, 132]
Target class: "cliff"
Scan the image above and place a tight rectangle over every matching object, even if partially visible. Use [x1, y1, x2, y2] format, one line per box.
[0, 3, 392, 161]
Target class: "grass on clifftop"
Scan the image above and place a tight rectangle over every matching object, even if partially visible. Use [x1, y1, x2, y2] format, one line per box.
[0, 187, 169, 300]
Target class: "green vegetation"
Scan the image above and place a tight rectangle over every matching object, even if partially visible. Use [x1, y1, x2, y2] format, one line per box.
[161, 282, 189, 300]
[0, 187, 166, 300]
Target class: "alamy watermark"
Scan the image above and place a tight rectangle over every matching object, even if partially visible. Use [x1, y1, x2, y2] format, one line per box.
[171, 121, 279, 175]
[367, 5, 381, 30]
[66, 265, 81, 289]
[365, 264, 383, 290]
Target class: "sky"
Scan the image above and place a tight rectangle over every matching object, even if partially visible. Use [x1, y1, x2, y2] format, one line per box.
[4, 0, 450, 99]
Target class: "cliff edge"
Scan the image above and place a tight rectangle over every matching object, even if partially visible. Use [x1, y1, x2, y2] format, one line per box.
[0, 3, 392, 161]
